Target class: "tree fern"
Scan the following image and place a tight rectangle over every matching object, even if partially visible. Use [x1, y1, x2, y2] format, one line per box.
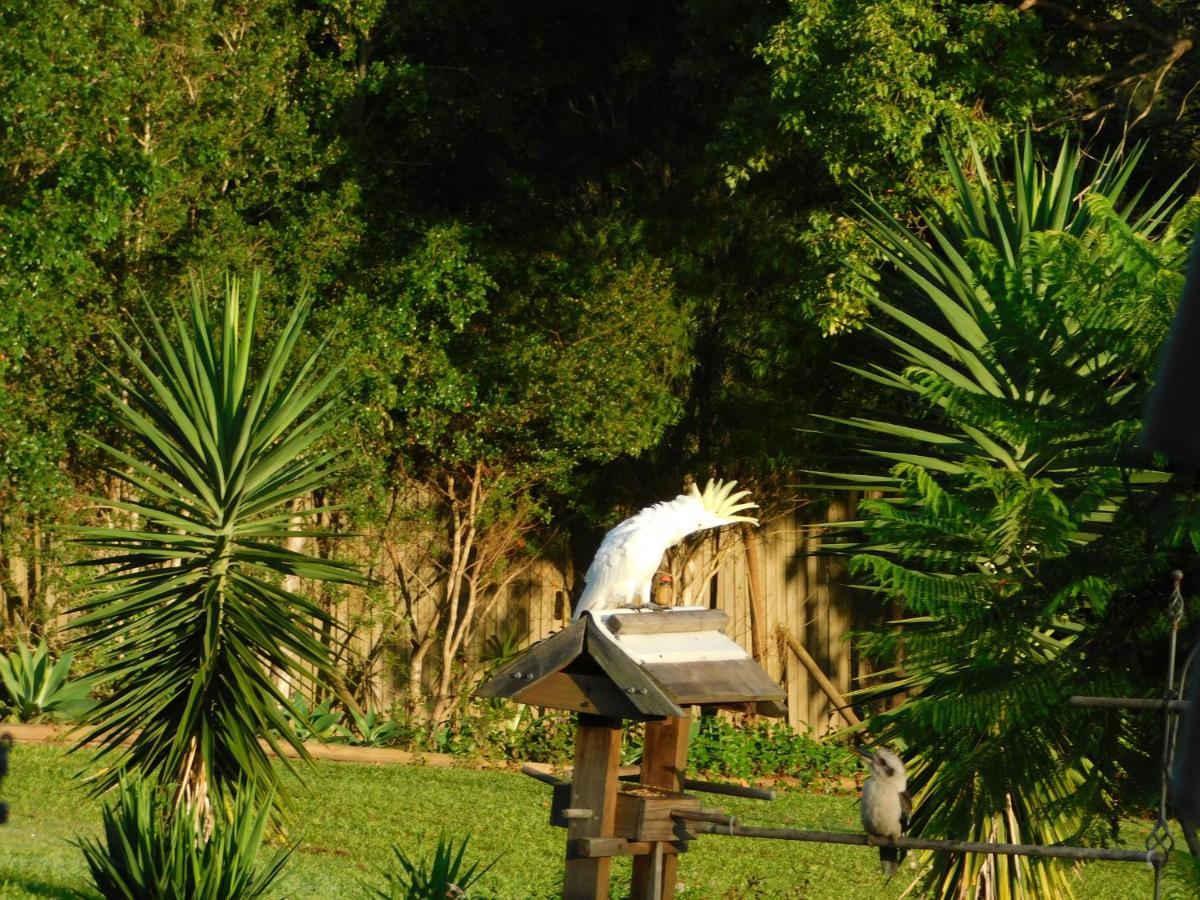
[821, 135, 1197, 898]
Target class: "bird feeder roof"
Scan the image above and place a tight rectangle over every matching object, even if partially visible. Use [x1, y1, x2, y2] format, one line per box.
[477, 607, 785, 720]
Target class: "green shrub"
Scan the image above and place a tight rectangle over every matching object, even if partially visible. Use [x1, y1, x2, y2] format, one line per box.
[686, 716, 856, 785]
[368, 834, 498, 899]
[432, 701, 579, 764]
[77, 779, 290, 900]
[0, 638, 93, 723]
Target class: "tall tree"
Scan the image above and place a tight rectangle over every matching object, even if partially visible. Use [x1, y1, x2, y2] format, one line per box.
[0, 0, 355, 637]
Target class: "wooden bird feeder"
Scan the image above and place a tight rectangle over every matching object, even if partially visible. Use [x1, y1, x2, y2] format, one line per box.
[478, 607, 785, 899]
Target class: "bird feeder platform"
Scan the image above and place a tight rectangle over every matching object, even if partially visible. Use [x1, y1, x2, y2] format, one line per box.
[477, 607, 786, 719]
[480, 607, 784, 899]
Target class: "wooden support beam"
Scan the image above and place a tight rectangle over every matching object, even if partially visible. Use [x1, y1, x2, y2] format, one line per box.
[687, 822, 1167, 864]
[563, 715, 622, 899]
[779, 626, 861, 728]
[631, 715, 691, 900]
[676, 777, 775, 803]
[568, 838, 689, 858]
[673, 808, 737, 827]
[616, 769, 776, 801]
[521, 764, 567, 787]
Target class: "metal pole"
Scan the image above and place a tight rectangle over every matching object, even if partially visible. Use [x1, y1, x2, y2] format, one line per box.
[1147, 571, 1185, 899]
[686, 822, 1166, 865]
[1069, 697, 1190, 712]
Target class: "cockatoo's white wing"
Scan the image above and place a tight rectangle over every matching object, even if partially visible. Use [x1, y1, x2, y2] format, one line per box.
[574, 519, 665, 617]
[572, 478, 759, 619]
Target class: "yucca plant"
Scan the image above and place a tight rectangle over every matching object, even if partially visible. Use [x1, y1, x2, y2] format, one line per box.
[77, 778, 291, 900]
[70, 272, 362, 831]
[0, 638, 94, 722]
[817, 135, 1198, 898]
[368, 834, 498, 899]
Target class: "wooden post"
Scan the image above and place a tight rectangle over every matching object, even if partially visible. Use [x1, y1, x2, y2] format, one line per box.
[563, 715, 623, 899]
[631, 715, 691, 900]
[742, 525, 768, 666]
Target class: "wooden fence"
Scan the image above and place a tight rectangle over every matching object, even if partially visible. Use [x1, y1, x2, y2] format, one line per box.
[393, 496, 869, 736]
[2, 495, 871, 737]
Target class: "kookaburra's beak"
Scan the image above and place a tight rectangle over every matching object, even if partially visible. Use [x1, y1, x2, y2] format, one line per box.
[854, 746, 875, 763]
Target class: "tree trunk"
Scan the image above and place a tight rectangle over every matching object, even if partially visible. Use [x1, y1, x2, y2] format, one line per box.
[408, 634, 436, 722]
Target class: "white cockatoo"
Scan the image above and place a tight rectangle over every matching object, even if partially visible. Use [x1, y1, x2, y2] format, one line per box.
[857, 746, 911, 875]
[572, 478, 758, 620]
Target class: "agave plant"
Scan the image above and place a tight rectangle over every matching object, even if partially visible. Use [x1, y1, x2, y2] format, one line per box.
[70, 273, 361, 827]
[286, 694, 344, 743]
[338, 708, 406, 747]
[368, 834, 498, 900]
[0, 638, 94, 722]
[77, 778, 291, 900]
[817, 135, 1198, 898]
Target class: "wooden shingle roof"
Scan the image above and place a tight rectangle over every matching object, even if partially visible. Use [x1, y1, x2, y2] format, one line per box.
[477, 608, 785, 720]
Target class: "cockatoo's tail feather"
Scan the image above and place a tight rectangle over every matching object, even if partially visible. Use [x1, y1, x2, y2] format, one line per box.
[690, 478, 759, 525]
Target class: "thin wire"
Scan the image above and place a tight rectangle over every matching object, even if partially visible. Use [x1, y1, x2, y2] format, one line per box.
[1148, 571, 1184, 900]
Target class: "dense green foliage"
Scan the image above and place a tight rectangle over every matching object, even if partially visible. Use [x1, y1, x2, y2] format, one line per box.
[821, 136, 1198, 897]
[686, 716, 858, 785]
[1, 0, 1193, 565]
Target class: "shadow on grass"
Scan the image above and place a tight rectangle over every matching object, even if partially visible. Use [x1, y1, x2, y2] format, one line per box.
[0, 878, 81, 899]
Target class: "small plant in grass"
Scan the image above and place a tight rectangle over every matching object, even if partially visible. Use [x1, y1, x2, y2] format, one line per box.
[368, 834, 498, 900]
[77, 778, 291, 900]
[0, 638, 94, 723]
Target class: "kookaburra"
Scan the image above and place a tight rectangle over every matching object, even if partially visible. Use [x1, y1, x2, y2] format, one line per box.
[572, 479, 758, 619]
[857, 746, 911, 876]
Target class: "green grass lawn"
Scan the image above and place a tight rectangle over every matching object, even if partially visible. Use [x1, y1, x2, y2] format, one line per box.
[0, 743, 1161, 898]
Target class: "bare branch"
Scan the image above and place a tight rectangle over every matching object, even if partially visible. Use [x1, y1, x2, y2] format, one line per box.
[1016, 0, 1178, 48]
